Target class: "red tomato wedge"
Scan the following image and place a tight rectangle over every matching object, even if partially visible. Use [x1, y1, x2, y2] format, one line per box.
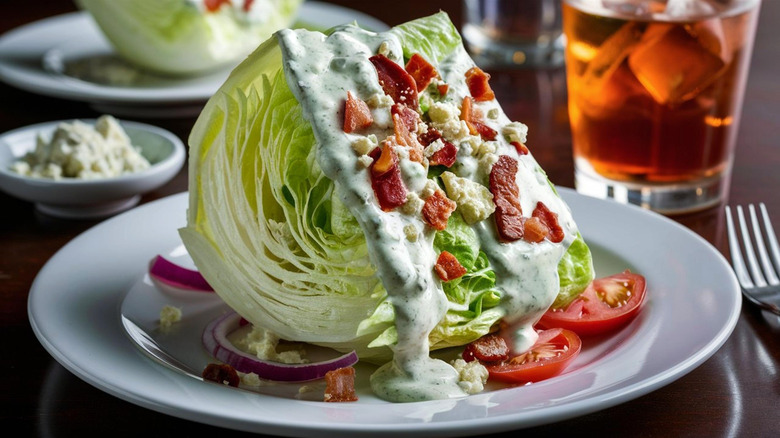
[538, 270, 647, 336]
[486, 328, 581, 384]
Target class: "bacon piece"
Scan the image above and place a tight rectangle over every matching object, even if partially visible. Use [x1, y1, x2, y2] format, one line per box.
[324, 367, 358, 402]
[522, 217, 549, 243]
[460, 96, 497, 141]
[434, 251, 467, 282]
[532, 202, 564, 243]
[370, 142, 408, 211]
[405, 53, 438, 91]
[462, 334, 510, 363]
[437, 83, 449, 97]
[511, 141, 529, 155]
[429, 142, 458, 167]
[472, 121, 498, 141]
[465, 66, 496, 101]
[460, 96, 478, 136]
[489, 155, 524, 242]
[418, 127, 442, 147]
[205, 0, 231, 12]
[392, 105, 424, 163]
[370, 54, 419, 111]
[343, 91, 373, 133]
[417, 128, 457, 167]
[422, 189, 456, 231]
[202, 363, 239, 387]
[391, 103, 419, 133]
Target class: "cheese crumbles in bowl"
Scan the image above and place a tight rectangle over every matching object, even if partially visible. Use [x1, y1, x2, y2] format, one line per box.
[0, 115, 185, 219]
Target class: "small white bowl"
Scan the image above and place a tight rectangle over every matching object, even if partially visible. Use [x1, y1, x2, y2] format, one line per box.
[0, 119, 185, 219]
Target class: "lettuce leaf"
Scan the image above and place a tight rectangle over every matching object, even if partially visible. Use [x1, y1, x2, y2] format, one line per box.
[554, 233, 595, 309]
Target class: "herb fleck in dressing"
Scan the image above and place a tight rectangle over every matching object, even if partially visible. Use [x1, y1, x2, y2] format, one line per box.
[278, 25, 576, 402]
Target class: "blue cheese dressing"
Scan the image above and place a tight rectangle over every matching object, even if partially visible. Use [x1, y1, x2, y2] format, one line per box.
[276, 24, 577, 402]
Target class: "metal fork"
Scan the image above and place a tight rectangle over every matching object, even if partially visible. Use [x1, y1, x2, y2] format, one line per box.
[725, 203, 780, 315]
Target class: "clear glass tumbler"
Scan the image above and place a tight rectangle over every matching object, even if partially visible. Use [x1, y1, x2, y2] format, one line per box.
[462, 0, 564, 68]
[563, 0, 761, 214]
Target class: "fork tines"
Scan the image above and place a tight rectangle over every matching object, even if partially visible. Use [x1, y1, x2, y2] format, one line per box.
[726, 203, 780, 314]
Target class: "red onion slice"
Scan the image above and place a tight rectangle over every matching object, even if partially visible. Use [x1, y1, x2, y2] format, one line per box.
[149, 255, 213, 292]
[202, 311, 359, 382]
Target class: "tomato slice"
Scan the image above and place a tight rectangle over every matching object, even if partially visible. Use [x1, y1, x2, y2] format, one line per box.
[486, 328, 581, 384]
[538, 270, 647, 336]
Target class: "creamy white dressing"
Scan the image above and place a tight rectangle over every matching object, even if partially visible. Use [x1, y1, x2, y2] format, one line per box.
[276, 24, 577, 402]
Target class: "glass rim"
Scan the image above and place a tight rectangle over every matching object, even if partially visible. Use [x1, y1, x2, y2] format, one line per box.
[561, 0, 761, 22]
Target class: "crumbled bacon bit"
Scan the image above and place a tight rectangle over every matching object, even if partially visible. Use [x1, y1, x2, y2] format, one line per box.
[434, 251, 467, 282]
[370, 54, 419, 111]
[372, 142, 395, 175]
[391, 103, 419, 132]
[324, 367, 358, 402]
[460, 96, 478, 136]
[465, 66, 496, 101]
[429, 142, 458, 167]
[202, 363, 239, 387]
[532, 202, 564, 243]
[511, 141, 529, 155]
[472, 121, 498, 141]
[422, 189, 456, 231]
[522, 216, 549, 243]
[462, 334, 510, 363]
[460, 96, 497, 141]
[489, 155, 524, 242]
[204, 0, 231, 12]
[392, 107, 424, 163]
[370, 142, 408, 211]
[343, 91, 373, 133]
[418, 127, 442, 146]
[417, 128, 457, 167]
[405, 53, 438, 91]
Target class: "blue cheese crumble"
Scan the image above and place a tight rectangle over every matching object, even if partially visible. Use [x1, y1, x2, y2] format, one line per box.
[10, 115, 150, 179]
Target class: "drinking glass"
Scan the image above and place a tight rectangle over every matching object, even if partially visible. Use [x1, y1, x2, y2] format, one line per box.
[462, 0, 564, 68]
[563, 0, 761, 214]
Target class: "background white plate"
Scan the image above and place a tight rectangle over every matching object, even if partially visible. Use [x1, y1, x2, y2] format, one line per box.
[27, 189, 741, 437]
[0, 1, 389, 118]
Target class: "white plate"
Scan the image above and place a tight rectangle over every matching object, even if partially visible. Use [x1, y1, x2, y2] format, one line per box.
[28, 189, 741, 436]
[0, 2, 389, 118]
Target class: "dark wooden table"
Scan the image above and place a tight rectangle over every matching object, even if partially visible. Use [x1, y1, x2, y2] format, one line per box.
[2, 1, 779, 436]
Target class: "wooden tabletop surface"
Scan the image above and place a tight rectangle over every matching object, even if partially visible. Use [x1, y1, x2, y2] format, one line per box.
[2, 1, 779, 436]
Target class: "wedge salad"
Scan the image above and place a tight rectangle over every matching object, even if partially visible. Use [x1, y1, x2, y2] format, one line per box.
[77, 0, 303, 76]
[177, 12, 644, 403]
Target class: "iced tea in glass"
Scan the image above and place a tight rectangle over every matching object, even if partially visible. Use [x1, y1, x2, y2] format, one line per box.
[563, 0, 760, 213]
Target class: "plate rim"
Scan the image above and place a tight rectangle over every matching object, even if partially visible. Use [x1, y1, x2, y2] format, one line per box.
[27, 188, 742, 436]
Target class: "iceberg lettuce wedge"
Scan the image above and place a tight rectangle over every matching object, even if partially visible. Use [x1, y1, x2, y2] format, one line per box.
[182, 12, 594, 400]
[77, 0, 302, 76]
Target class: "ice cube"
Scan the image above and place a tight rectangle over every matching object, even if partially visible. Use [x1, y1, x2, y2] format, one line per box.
[593, 60, 653, 112]
[627, 22, 727, 105]
[580, 21, 644, 90]
[663, 0, 717, 18]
